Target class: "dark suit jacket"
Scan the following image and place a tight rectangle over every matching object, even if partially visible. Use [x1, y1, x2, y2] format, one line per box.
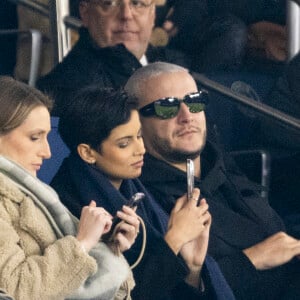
[37, 28, 190, 117]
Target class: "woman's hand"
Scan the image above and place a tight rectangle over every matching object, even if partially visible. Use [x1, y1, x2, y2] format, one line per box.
[113, 206, 140, 252]
[77, 201, 113, 252]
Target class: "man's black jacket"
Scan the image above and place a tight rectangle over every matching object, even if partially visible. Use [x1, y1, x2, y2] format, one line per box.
[140, 140, 300, 299]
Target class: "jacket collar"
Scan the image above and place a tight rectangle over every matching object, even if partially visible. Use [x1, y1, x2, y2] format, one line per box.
[77, 28, 142, 78]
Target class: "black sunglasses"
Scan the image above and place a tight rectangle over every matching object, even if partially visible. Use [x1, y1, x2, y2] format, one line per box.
[139, 90, 209, 119]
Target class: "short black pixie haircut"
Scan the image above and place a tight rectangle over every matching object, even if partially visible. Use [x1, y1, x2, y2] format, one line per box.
[58, 86, 138, 152]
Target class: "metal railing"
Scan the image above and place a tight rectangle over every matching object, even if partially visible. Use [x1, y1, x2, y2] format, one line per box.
[64, 15, 82, 31]
[53, 1, 72, 61]
[0, 29, 42, 86]
[192, 72, 300, 132]
[287, 0, 300, 60]
[6, 0, 81, 64]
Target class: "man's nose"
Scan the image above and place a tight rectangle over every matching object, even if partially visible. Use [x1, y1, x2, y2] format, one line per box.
[119, 1, 134, 19]
[177, 102, 193, 123]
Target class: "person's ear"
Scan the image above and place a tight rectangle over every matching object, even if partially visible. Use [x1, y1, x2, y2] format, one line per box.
[77, 143, 97, 164]
[79, 1, 89, 27]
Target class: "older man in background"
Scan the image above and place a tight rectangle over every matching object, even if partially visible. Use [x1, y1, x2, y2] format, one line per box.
[37, 0, 189, 116]
[37, 0, 246, 116]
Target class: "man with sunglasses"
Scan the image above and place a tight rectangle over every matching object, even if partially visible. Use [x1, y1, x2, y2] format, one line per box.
[125, 62, 300, 300]
[37, 0, 190, 116]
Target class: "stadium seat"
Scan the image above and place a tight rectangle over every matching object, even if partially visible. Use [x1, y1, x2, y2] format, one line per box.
[38, 117, 69, 184]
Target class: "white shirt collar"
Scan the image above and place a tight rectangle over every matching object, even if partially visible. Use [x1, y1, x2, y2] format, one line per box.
[139, 55, 148, 66]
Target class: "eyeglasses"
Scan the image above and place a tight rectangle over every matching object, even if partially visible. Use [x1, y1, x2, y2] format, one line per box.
[90, 0, 153, 14]
[139, 91, 209, 119]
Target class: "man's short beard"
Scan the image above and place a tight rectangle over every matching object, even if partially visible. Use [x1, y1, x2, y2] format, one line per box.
[150, 132, 206, 163]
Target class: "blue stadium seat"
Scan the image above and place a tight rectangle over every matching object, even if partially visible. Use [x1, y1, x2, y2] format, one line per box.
[38, 117, 69, 184]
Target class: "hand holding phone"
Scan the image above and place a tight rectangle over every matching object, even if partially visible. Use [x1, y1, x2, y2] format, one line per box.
[187, 159, 194, 201]
[101, 192, 145, 242]
[126, 192, 145, 209]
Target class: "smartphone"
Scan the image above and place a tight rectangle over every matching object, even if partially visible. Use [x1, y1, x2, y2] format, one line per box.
[187, 159, 194, 201]
[102, 192, 145, 242]
[126, 192, 145, 209]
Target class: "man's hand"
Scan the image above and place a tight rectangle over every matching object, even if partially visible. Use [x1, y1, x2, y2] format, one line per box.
[180, 199, 211, 288]
[243, 231, 300, 270]
[247, 21, 287, 62]
[180, 199, 211, 268]
[164, 189, 210, 255]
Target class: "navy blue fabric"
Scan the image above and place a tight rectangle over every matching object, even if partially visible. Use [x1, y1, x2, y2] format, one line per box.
[67, 152, 169, 236]
[51, 152, 235, 300]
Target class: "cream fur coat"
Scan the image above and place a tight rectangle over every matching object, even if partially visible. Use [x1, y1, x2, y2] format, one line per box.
[0, 173, 133, 300]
